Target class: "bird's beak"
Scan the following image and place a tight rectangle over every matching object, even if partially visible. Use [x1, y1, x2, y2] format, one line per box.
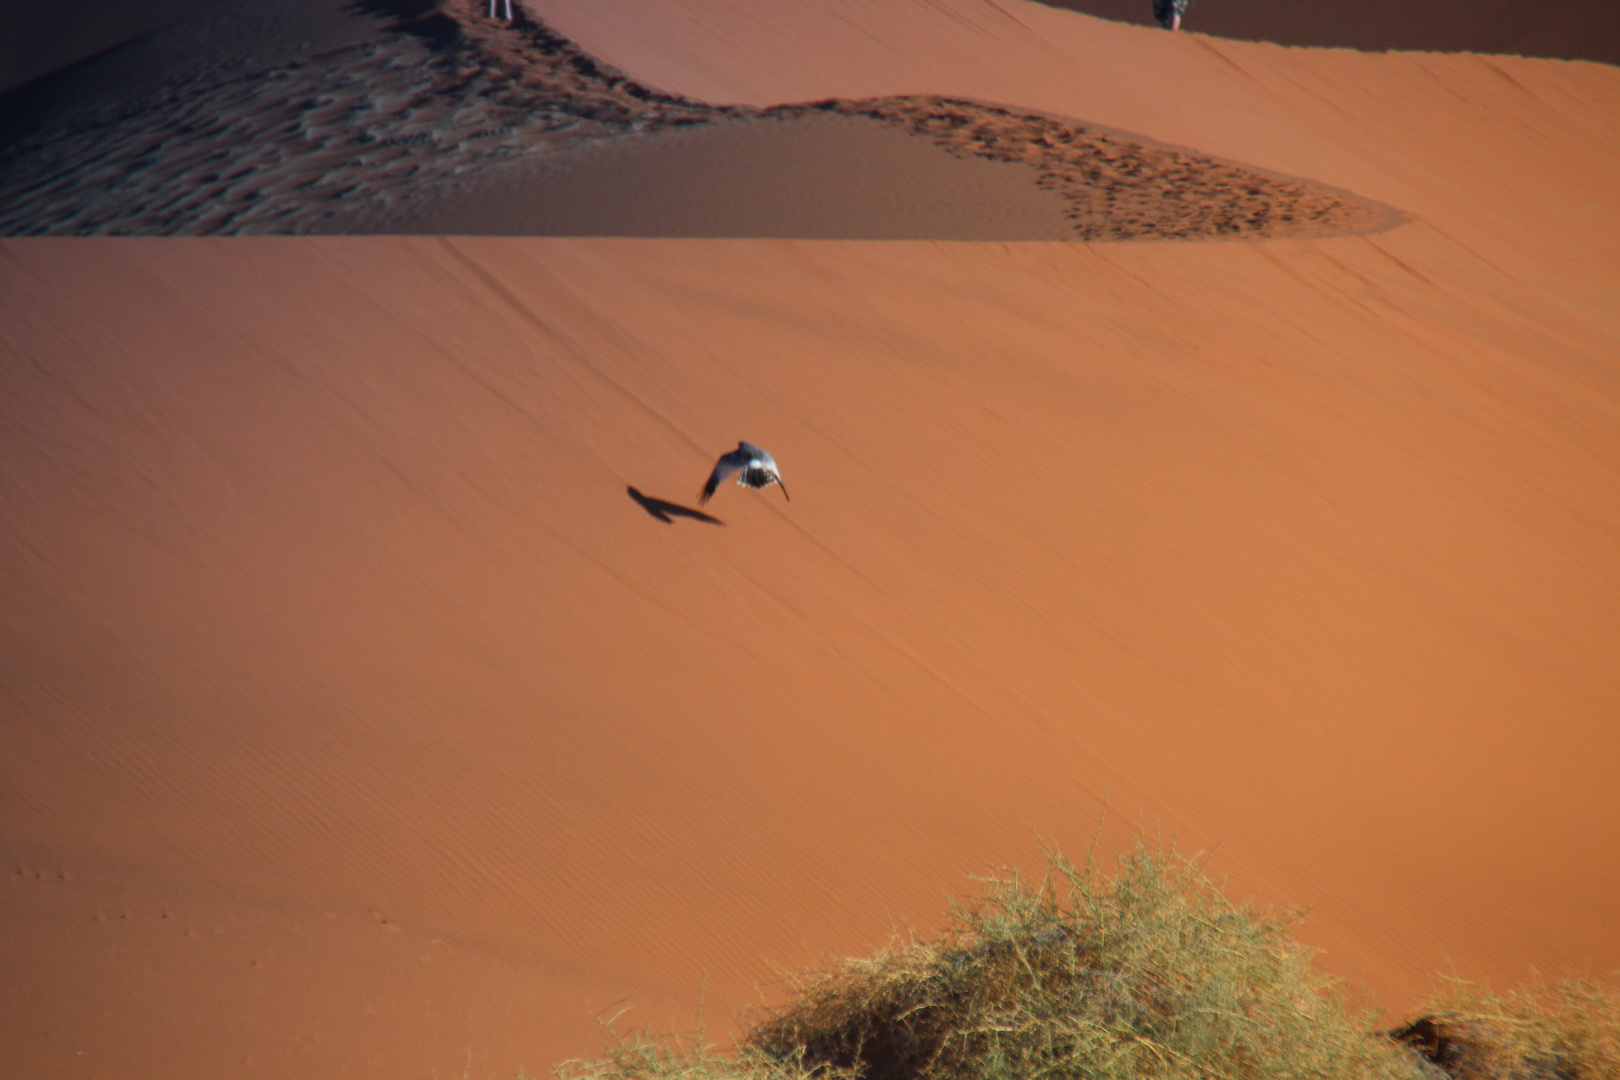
[776, 477, 790, 502]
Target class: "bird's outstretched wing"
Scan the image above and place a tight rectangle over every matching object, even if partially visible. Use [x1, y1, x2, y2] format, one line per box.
[700, 451, 746, 504]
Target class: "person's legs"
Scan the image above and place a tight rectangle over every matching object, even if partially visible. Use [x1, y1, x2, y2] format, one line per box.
[1152, 0, 1186, 30]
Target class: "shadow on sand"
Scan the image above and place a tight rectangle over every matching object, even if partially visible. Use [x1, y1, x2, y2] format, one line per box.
[628, 486, 725, 525]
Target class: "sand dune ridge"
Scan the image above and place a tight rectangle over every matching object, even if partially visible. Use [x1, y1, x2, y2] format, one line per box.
[763, 97, 1399, 240]
[0, 3, 732, 235]
[0, 0, 1395, 239]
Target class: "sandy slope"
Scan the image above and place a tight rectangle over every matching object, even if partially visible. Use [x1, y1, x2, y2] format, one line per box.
[1033, 0, 1620, 68]
[349, 111, 1080, 239]
[532, 0, 1620, 273]
[0, 0, 391, 118]
[0, 0, 1396, 241]
[3, 2, 1620, 1080]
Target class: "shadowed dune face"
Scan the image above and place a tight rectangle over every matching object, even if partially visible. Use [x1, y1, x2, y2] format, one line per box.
[339, 102, 1395, 241]
[0, 4, 732, 236]
[765, 98, 1398, 240]
[0, 1, 1394, 240]
[1032, 0, 1620, 67]
[0, 0, 396, 117]
[530, 0, 1620, 279]
[5, 0, 1607, 104]
[0, 0, 221, 96]
[332, 110, 1084, 240]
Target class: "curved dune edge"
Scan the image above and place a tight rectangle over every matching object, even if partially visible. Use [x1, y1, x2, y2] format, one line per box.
[764, 97, 1399, 241]
[1031, 0, 1620, 67]
[0, 1, 1398, 240]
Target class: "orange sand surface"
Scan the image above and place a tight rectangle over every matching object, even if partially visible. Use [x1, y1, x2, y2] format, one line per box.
[4, 1, 1620, 1078]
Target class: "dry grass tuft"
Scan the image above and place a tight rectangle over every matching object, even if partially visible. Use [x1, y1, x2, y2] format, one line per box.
[562, 843, 1426, 1080]
[744, 843, 1417, 1080]
[558, 844, 1620, 1080]
[1395, 977, 1620, 1080]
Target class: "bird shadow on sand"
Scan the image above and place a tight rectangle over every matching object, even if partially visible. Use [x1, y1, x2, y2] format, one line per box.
[628, 486, 725, 525]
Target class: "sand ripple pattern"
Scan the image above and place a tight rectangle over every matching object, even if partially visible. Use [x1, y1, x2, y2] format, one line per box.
[0, 1, 1395, 239]
[0, 4, 733, 235]
[769, 97, 1399, 241]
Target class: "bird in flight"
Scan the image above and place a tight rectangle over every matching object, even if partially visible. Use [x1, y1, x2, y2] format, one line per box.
[700, 442, 790, 504]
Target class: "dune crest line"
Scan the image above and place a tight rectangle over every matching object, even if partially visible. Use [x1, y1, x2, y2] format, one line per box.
[0, 0, 1397, 239]
[763, 96, 1400, 241]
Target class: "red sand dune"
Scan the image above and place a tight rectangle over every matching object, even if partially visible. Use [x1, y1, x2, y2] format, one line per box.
[1034, 0, 1620, 67]
[3, 1, 1620, 1078]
